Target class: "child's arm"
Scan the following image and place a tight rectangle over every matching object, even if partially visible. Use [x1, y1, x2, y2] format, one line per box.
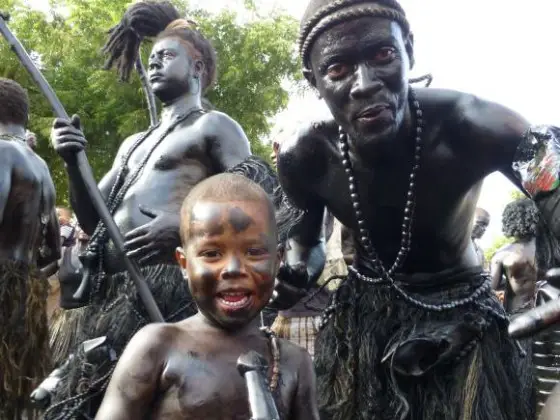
[95, 324, 166, 419]
[291, 349, 320, 420]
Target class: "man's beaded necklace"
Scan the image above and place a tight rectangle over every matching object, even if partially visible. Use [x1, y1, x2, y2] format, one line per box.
[337, 88, 490, 312]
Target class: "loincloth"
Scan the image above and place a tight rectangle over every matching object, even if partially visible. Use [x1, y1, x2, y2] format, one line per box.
[271, 315, 321, 359]
[45, 263, 197, 419]
[0, 259, 51, 420]
[315, 266, 534, 420]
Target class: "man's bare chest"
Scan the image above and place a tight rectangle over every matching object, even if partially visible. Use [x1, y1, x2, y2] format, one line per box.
[312, 137, 485, 240]
[124, 128, 209, 174]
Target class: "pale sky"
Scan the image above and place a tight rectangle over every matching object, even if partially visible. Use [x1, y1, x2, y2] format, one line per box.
[27, 0, 560, 248]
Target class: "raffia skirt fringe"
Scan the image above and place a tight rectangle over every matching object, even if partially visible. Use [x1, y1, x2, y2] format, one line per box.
[49, 307, 87, 368]
[315, 268, 534, 420]
[0, 259, 51, 420]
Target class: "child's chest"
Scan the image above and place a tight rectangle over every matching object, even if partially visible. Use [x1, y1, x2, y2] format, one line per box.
[153, 349, 295, 419]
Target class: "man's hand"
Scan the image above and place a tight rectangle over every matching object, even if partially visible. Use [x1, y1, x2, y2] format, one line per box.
[51, 114, 87, 164]
[124, 205, 180, 265]
[268, 263, 309, 310]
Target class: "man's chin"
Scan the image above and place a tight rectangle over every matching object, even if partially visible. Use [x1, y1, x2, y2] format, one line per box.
[152, 86, 182, 104]
[348, 123, 396, 147]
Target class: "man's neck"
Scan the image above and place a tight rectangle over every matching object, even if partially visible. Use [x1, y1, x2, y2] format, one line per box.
[0, 123, 26, 140]
[160, 94, 202, 126]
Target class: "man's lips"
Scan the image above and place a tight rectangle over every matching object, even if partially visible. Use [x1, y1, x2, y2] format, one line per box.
[149, 74, 163, 82]
[354, 104, 391, 120]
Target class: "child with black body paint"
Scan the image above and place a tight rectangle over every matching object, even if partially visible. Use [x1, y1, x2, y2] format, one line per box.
[96, 173, 319, 420]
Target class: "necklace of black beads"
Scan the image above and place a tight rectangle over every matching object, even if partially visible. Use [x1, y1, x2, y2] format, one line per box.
[82, 107, 204, 302]
[337, 88, 490, 312]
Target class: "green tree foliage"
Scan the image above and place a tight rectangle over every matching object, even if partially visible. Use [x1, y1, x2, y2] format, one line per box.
[484, 235, 513, 264]
[483, 190, 525, 262]
[510, 189, 525, 201]
[0, 0, 300, 204]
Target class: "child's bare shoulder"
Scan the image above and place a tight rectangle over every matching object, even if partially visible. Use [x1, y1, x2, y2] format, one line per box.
[132, 322, 189, 350]
[277, 337, 313, 367]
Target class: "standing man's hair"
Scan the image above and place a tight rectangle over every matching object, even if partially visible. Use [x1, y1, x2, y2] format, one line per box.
[0, 78, 29, 127]
[103, 0, 217, 90]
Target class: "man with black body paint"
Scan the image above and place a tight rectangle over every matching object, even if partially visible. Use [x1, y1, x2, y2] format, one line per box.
[0, 77, 60, 419]
[273, 0, 556, 419]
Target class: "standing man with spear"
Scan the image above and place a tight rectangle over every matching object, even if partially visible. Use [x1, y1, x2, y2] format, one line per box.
[39, 1, 301, 417]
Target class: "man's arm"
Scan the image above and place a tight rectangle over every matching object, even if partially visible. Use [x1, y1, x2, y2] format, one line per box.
[454, 92, 530, 180]
[459, 95, 560, 239]
[0, 159, 11, 224]
[291, 348, 320, 420]
[206, 111, 252, 170]
[95, 324, 165, 419]
[278, 125, 327, 287]
[38, 165, 61, 268]
[39, 206, 61, 268]
[490, 253, 504, 290]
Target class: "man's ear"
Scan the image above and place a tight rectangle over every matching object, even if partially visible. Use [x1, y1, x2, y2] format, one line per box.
[303, 67, 316, 87]
[194, 60, 205, 79]
[406, 32, 415, 69]
[175, 247, 188, 279]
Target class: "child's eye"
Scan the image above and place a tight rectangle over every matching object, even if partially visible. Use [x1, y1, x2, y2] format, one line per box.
[247, 247, 269, 257]
[200, 249, 221, 258]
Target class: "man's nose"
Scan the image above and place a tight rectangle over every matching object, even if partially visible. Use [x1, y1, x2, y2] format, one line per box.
[350, 63, 382, 99]
[148, 59, 162, 71]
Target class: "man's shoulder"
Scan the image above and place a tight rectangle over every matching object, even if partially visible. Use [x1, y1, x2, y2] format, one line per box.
[418, 87, 502, 126]
[183, 110, 250, 150]
[415, 87, 469, 118]
[0, 139, 24, 160]
[196, 110, 242, 134]
[0, 141, 51, 175]
[116, 132, 145, 157]
[278, 117, 337, 168]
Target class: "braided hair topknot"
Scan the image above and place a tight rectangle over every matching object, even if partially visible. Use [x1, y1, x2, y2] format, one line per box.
[299, 0, 409, 69]
[103, 1, 217, 90]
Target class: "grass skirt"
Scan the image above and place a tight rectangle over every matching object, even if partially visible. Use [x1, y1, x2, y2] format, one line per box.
[0, 259, 51, 420]
[44, 264, 197, 419]
[315, 267, 534, 420]
[49, 307, 87, 367]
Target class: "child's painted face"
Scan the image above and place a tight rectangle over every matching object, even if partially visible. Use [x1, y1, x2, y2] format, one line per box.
[176, 200, 279, 330]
